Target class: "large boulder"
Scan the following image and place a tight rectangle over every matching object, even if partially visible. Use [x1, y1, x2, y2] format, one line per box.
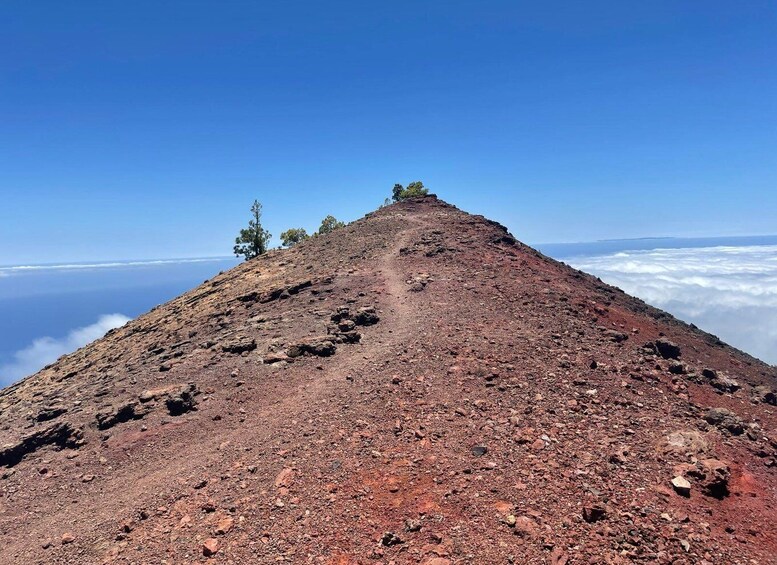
[752, 385, 776, 405]
[287, 338, 336, 358]
[654, 339, 681, 360]
[660, 430, 710, 458]
[704, 407, 745, 435]
[353, 306, 380, 326]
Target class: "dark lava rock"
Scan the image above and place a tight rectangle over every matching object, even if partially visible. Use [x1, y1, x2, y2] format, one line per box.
[654, 339, 681, 360]
[698, 458, 731, 499]
[604, 330, 628, 343]
[752, 385, 776, 406]
[220, 336, 257, 354]
[380, 532, 403, 547]
[710, 375, 741, 394]
[704, 407, 744, 435]
[96, 401, 151, 430]
[335, 331, 361, 344]
[582, 505, 607, 523]
[330, 306, 350, 323]
[353, 307, 380, 326]
[287, 339, 337, 358]
[471, 445, 488, 457]
[165, 384, 199, 416]
[0, 422, 84, 467]
[33, 406, 67, 422]
[701, 368, 717, 379]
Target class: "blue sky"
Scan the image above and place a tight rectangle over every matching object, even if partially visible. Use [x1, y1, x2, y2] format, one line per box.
[1, 1, 775, 264]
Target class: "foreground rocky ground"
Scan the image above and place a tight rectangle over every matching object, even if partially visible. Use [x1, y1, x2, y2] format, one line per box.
[0, 196, 775, 564]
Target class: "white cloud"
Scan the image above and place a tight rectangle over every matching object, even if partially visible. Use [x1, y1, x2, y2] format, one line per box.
[0, 257, 229, 276]
[0, 314, 131, 387]
[568, 245, 777, 366]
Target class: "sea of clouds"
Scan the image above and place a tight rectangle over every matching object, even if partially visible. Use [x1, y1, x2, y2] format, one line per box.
[0, 314, 130, 386]
[1, 246, 774, 388]
[567, 245, 777, 365]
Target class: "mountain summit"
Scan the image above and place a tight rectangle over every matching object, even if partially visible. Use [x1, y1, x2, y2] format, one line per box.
[1, 196, 775, 564]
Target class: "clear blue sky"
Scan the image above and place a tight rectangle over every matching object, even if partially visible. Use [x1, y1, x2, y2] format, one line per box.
[1, 1, 775, 264]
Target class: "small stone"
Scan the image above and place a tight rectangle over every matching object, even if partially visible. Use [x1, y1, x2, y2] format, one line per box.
[404, 518, 422, 532]
[202, 537, 220, 556]
[512, 516, 537, 537]
[274, 467, 295, 488]
[61, 532, 75, 544]
[423, 559, 452, 565]
[380, 531, 403, 546]
[582, 505, 606, 523]
[215, 516, 234, 535]
[672, 476, 691, 497]
[471, 445, 488, 457]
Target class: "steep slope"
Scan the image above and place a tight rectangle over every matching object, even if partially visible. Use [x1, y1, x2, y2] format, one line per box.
[0, 196, 775, 565]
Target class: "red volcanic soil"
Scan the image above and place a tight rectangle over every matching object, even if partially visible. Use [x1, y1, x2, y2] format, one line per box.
[0, 196, 775, 564]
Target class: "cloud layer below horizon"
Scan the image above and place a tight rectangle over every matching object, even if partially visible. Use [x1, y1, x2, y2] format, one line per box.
[0, 314, 130, 386]
[567, 244, 777, 365]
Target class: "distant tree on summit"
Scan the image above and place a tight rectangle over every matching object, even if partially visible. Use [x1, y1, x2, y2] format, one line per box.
[317, 215, 345, 235]
[280, 227, 309, 248]
[233, 200, 271, 260]
[392, 181, 428, 201]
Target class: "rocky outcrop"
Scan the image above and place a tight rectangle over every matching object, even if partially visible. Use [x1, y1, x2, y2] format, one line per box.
[0, 422, 83, 467]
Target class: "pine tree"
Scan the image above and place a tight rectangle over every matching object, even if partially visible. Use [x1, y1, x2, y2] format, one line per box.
[317, 215, 345, 235]
[391, 181, 428, 201]
[280, 227, 309, 247]
[233, 200, 271, 260]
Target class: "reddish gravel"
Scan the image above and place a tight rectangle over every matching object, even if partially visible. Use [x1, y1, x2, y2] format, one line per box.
[0, 196, 775, 564]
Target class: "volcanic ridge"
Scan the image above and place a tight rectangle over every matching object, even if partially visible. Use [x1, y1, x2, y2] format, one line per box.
[0, 196, 775, 564]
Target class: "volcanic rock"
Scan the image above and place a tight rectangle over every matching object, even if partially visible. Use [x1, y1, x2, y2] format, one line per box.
[752, 385, 776, 405]
[671, 476, 691, 497]
[654, 339, 682, 359]
[704, 407, 745, 435]
[202, 538, 220, 556]
[710, 374, 742, 393]
[697, 458, 731, 499]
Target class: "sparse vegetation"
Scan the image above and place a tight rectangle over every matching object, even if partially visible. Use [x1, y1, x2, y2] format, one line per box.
[233, 200, 271, 260]
[317, 215, 345, 235]
[392, 181, 428, 201]
[280, 227, 310, 248]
